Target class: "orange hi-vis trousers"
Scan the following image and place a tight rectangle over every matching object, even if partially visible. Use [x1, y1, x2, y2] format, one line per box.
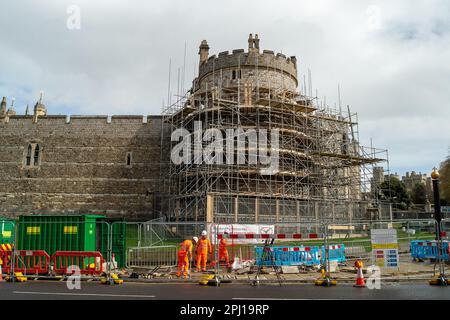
[196, 238, 212, 271]
[177, 253, 189, 277]
[219, 239, 230, 266]
[177, 240, 193, 277]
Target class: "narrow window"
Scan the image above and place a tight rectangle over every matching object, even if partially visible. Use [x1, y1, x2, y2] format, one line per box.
[33, 144, 40, 166]
[26, 144, 32, 166]
[232, 70, 236, 80]
[126, 152, 132, 167]
[238, 70, 241, 79]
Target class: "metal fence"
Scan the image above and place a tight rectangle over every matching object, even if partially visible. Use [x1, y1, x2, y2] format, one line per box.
[127, 245, 177, 269]
[1, 218, 449, 283]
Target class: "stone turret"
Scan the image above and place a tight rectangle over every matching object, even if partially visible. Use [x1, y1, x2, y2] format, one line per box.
[194, 34, 298, 94]
[33, 92, 47, 123]
[198, 40, 210, 64]
[7, 98, 16, 116]
[0, 97, 7, 116]
[248, 33, 260, 54]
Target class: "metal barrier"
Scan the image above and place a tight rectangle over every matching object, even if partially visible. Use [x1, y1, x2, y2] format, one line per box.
[126, 245, 177, 268]
[410, 240, 449, 261]
[52, 251, 105, 275]
[0, 250, 50, 275]
[255, 246, 321, 266]
[321, 244, 346, 263]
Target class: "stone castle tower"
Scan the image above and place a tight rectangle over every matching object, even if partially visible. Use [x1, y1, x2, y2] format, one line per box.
[164, 34, 376, 223]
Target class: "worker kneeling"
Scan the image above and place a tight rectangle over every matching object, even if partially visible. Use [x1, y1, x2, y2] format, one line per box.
[196, 230, 212, 272]
[177, 236, 198, 278]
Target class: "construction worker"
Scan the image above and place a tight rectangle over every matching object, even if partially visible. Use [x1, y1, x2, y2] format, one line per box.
[196, 230, 212, 272]
[218, 234, 231, 268]
[177, 236, 198, 278]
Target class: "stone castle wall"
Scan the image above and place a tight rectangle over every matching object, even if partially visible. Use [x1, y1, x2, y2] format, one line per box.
[0, 115, 169, 220]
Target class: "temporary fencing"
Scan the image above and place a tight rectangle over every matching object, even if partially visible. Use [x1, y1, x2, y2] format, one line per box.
[52, 251, 105, 275]
[0, 250, 50, 275]
[255, 246, 321, 266]
[0, 217, 449, 283]
[126, 245, 177, 268]
[322, 244, 346, 263]
[410, 240, 449, 261]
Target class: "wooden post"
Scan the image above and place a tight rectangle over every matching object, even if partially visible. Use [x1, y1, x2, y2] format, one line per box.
[206, 194, 214, 223]
[194, 201, 198, 223]
[175, 199, 180, 223]
[234, 197, 238, 223]
[276, 199, 280, 233]
[314, 201, 320, 234]
[255, 198, 259, 223]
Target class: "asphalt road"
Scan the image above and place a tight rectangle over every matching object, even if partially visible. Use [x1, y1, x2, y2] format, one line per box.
[0, 281, 449, 300]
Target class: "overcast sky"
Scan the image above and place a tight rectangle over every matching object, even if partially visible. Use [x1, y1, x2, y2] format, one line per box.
[0, 0, 449, 176]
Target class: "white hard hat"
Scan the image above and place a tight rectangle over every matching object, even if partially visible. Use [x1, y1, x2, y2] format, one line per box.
[192, 236, 198, 243]
[201, 230, 207, 236]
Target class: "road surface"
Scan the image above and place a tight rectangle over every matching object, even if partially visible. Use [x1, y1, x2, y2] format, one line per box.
[0, 281, 449, 300]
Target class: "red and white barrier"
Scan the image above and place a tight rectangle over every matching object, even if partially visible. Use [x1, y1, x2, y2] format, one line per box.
[216, 233, 319, 240]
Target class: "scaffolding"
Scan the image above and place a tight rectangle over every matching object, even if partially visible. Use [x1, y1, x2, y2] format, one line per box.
[159, 39, 389, 224]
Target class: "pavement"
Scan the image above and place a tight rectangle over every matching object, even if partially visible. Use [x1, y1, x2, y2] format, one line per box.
[127, 254, 446, 283]
[0, 281, 449, 300]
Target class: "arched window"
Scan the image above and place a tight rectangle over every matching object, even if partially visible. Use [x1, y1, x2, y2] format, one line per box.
[26, 144, 32, 166]
[33, 144, 40, 166]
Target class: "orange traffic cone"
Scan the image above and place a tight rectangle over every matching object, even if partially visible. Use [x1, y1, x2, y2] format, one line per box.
[354, 260, 365, 288]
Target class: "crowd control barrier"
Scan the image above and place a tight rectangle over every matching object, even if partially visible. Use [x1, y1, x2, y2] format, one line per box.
[0, 250, 50, 275]
[52, 251, 105, 275]
[321, 244, 346, 263]
[410, 240, 449, 261]
[255, 246, 321, 266]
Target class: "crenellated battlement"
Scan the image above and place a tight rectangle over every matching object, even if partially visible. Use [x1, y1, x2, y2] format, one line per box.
[198, 48, 297, 84]
[0, 114, 163, 125]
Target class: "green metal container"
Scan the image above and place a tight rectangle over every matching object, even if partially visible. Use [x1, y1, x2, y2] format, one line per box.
[0, 218, 15, 244]
[17, 214, 127, 268]
[17, 215, 105, 255]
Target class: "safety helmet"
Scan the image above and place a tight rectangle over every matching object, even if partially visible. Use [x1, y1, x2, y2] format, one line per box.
[192, 236, 198, 243]
[201, 230, 207, 237]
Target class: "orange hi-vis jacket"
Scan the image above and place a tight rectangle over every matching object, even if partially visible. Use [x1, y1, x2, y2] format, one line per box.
[196, 238, 212, 254]
[219, 238, 228, 253]
[178, 240, 194, 256]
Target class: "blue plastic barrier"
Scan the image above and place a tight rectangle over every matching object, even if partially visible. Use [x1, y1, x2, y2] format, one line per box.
[321, 244, 346, 263]
[255, 245, 321, 266]
[410, 240, 449, 261]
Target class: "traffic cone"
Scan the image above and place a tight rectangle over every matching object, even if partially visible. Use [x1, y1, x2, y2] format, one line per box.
[354, 260, 365, 288]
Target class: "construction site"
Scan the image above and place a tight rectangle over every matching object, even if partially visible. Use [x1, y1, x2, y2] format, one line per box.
[160, 34, 390, 225]
[0, 34, 448, 296]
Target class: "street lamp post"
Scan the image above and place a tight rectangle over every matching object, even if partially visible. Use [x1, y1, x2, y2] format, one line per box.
[429, 168, 448, 286]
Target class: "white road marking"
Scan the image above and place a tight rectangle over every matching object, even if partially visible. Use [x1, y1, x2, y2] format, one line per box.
[232, 298, 350, 300]
[13, 291, 156, 298]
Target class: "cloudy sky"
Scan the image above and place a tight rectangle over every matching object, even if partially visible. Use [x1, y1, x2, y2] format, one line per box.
[0, 0, 449, 176]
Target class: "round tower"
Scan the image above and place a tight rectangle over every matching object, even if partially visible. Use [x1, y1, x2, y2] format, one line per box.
[193, 34, 298, 98]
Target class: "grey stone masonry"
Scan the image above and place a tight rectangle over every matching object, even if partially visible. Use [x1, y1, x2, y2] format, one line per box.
[0, 115, 170, 220]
